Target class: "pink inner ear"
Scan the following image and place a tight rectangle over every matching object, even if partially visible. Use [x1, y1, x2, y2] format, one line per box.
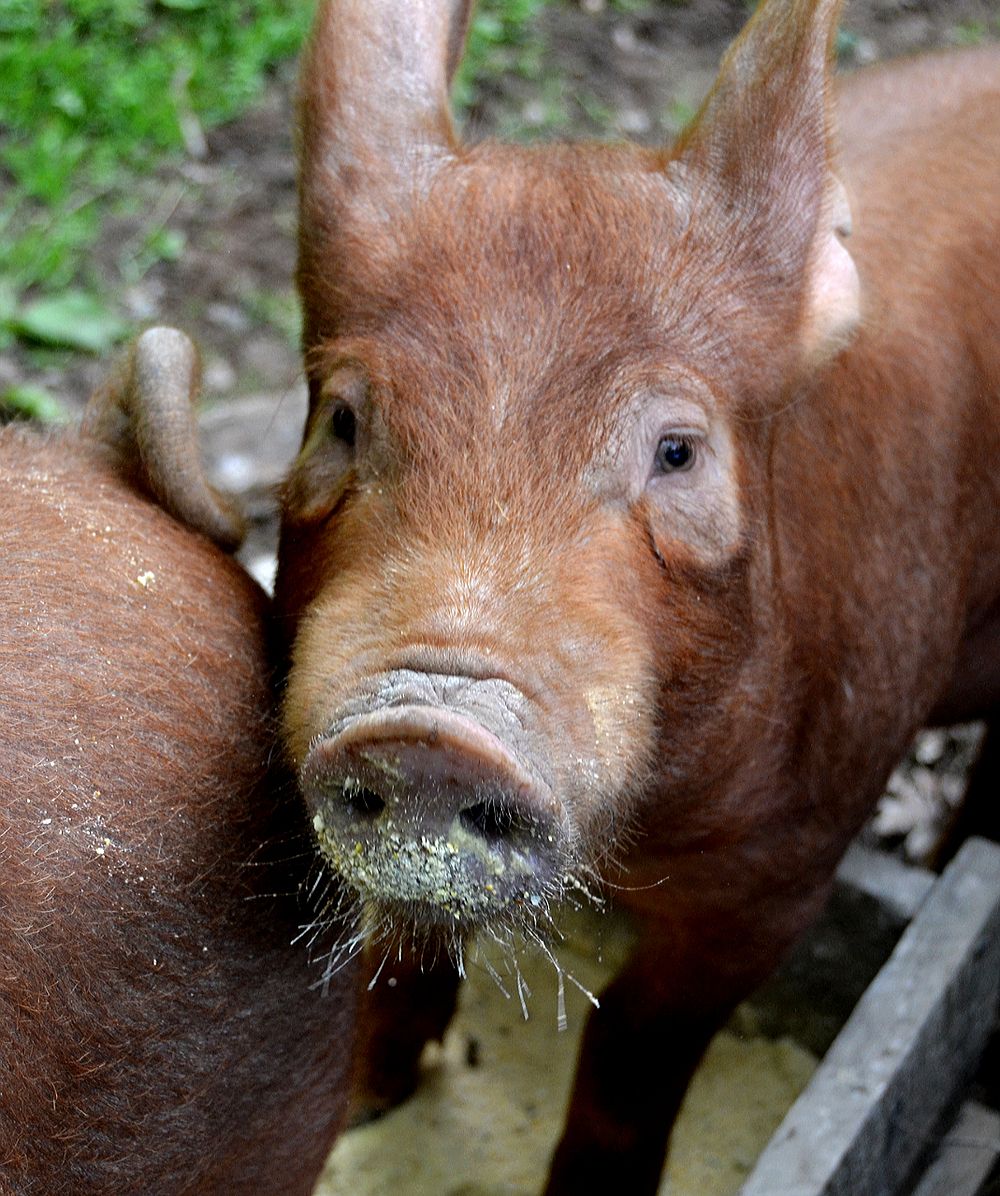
[802, 185, 861, 362]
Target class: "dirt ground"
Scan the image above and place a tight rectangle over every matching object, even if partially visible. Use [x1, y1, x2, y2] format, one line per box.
[315, 904, 818, 1196]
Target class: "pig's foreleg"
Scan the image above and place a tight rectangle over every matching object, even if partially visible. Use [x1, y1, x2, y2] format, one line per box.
[544, 917, 785, 1196]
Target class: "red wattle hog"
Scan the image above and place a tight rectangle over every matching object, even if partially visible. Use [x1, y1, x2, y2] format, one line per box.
[106, 2, 999, 1191]
[278, 0, 1000, 1188]
[0, 334, 356, 1194]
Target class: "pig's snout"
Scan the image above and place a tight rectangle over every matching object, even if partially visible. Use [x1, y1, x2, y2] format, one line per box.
[301, 701, 565, 924]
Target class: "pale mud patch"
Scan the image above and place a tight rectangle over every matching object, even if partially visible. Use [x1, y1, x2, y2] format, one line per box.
[315, 903, 815, 1196]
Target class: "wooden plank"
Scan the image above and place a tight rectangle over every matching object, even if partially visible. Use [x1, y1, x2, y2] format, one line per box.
[910, 1102, 1000, 1196]
[747, 848, 935, 1057]
[835, 842, 935, 922]
[739, 838, 1000, 1196]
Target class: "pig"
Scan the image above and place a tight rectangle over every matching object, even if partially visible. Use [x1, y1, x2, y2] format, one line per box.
[121, 1, 1000, 1190]
[0, 331, 356, 1194]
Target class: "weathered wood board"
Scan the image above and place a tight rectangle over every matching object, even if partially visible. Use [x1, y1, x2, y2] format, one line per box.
[911, 1102, 1000, 1196]
[740, 838, 1000, 1196]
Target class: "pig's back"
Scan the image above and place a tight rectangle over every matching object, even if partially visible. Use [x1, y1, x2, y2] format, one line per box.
[0, 426, 271, 815]
[835, 46, 1000, 267]
[0, 426, 353, 1194]
[836, 44, 1000, 155]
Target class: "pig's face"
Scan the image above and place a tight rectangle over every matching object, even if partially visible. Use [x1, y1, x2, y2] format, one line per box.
[277, 150, 767, 936]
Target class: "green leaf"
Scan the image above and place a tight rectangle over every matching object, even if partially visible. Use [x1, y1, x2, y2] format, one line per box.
[835, 28, 860, 61]
[0, 383, 70, 424]
[952, 21, 985, 46]
[11, 290, 128, 353]
[147, 227, 186, 263]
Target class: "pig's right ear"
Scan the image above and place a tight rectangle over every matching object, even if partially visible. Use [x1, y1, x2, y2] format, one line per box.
[83, 327, 246, 552]
[669, 0, 860, 367]
[296, 0, 472, 341]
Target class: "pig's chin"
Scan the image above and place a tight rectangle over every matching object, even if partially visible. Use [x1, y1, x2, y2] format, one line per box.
[298, 681, 574, 931]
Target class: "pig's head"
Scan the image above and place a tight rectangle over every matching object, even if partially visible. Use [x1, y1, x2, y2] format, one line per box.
[275, 0, 859, 940]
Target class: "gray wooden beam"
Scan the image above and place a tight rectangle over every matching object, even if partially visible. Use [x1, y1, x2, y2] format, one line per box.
[910, 1102, 1000, 1196]
[835, 842, 935, 922]
[740, 838, 1000, 1196]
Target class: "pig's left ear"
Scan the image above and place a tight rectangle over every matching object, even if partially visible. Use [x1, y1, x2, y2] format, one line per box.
[296, 0, 472, 346]
[670, 0, 860, 365]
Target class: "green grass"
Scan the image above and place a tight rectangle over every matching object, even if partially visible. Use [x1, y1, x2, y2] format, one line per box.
[454, 0, 547, 112]
[0, 0, 549, 361]
[1, 1, 309, 299]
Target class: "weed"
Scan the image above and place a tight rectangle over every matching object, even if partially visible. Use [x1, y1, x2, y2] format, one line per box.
[0, 383, 70, 424]
[952, 20, 986, 46]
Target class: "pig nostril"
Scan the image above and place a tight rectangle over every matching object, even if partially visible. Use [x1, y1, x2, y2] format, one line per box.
[343, 784, 385, 818]
[460, 800, 534, 844]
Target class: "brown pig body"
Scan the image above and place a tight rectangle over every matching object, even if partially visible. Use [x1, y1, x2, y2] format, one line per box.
[0, 422, 355, 1194]
[266, 0, 1000, 1189]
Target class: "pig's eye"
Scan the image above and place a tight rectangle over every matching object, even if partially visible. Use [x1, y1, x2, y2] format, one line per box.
[653, 434, 696, 474]
[329, 402, 357, 448]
